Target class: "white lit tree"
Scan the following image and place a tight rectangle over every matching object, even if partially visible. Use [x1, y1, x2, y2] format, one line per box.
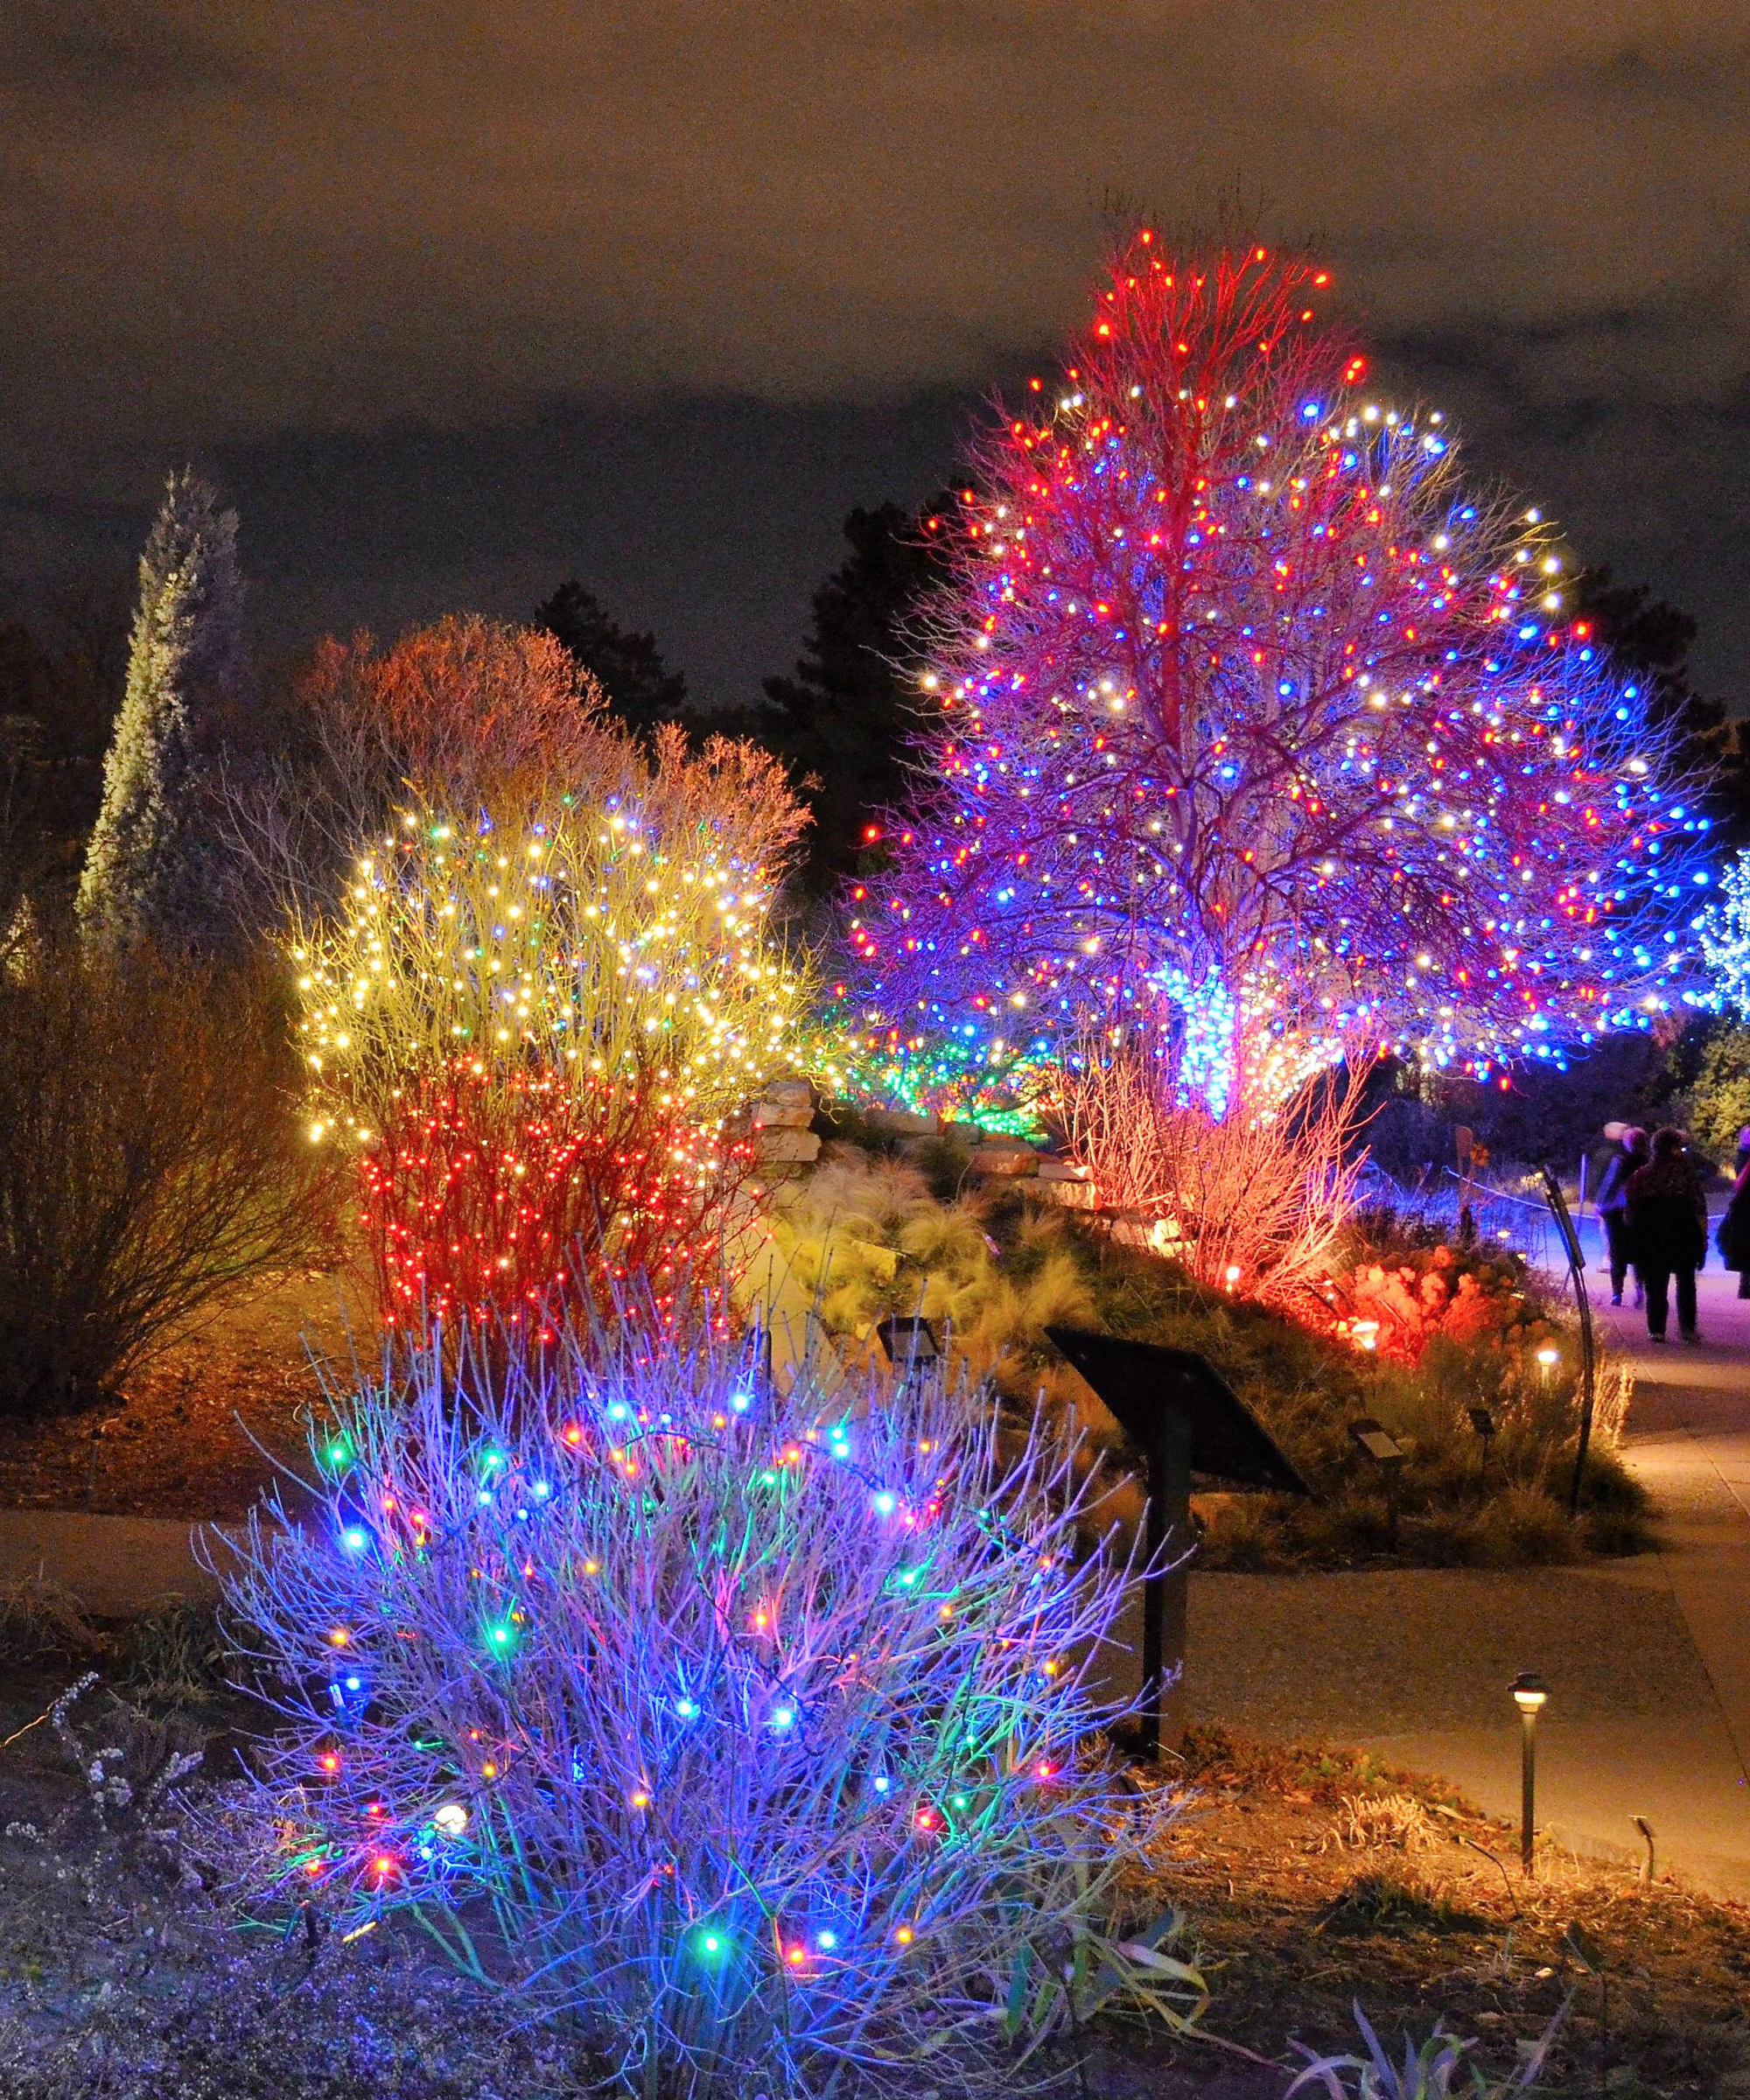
[78, 468, 246, 948]
[1696, 846, 1750, 1019]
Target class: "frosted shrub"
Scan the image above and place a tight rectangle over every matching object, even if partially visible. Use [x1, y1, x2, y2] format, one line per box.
[223, 1316, 1167, 2096]
[1057, 1027, 1368, 1308]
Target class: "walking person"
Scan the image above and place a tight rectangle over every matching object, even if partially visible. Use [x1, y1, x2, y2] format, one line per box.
[1595, 1124, 1650, 1307]
[1627, 1128, 1709, 1344]
[1717, 1125, 1750, 1301]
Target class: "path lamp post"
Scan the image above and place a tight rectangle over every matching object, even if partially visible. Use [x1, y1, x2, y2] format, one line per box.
[1539, 1166, 1598, 1515]
[1348, 1416, 1406, 1550]
[1509, 1670, 1550, 1875]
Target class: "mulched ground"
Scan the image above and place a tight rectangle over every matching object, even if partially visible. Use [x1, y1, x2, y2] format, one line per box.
[1096, 1727, 1750, 2098]
[0, 1669, 573, 2100]
[0, 1273, 363, 1520]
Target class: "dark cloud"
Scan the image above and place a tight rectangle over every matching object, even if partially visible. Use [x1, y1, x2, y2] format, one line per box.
[2, 0, 1746, 703]
[1, 3, 269, 105]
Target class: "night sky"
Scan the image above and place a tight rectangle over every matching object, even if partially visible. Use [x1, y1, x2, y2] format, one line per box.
[4, 2, 1747, 710]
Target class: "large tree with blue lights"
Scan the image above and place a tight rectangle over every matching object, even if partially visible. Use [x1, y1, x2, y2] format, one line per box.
[849, 240, 1713, 1123]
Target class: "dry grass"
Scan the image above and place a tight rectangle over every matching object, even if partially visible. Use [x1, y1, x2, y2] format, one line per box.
[0, 1573, 103, 1669]
[1320, 1791, 1444, 1856]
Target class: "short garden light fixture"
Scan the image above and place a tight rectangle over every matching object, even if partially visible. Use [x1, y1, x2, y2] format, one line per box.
[1347, 1415, 1404, 1467]
[874, 1316, 941, 1375]
[1509, 1670, 1550, 1875]
[1348, 1415, 1405, 1548]
[1535, 1343, 1559, 1388]
[1468, 1404, 1496, 1481]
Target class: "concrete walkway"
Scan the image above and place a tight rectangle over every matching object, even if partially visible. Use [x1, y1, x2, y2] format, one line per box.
[1593, 1265, 1750, 1872]
[1180, 1264, 1750, 1895]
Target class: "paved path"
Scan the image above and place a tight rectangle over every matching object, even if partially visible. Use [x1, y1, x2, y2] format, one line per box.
[1591, 1264, 1750, 1872]
[1178, 1263, 1750, 1895]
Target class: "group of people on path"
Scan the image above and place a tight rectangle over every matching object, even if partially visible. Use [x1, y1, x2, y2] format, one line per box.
[1596, 1123, 1750, 1343]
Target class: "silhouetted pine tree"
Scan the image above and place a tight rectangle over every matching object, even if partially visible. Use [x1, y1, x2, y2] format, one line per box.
[758, 496, 960, 895]
[535, 580, 688, 737]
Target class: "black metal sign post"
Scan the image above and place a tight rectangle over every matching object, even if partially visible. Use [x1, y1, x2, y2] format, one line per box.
[1539, 1166, 1597, 1515]
[1134, 1406, 1192, 1758]
[1046, 1326, 1312, 1760]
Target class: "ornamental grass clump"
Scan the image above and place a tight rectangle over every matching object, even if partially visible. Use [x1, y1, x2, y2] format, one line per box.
[222, 1312, 1177, 2096]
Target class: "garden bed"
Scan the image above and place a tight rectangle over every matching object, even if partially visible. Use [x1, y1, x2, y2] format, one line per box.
[1099, 1726, 1750, 2097]
[0, 1163, 1657, 1577]
[1, 1656, 1744, 2099]
[0, 1272, 354, 1522]
[768, 1144, 1658, 1572]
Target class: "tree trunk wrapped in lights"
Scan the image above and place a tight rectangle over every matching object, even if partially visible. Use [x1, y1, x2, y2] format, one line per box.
[294, 736, 808, 1335]
[219, 1312, 1189, 2096]
[850, 238, 1712, 1127]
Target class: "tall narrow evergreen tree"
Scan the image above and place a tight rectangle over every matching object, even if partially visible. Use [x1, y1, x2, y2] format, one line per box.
[77, 470, 245, 948]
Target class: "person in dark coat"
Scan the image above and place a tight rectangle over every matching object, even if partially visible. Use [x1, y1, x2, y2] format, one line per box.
[1626, 1128, 1709, 1343]
[1594, 1124, 1649, 1306]
[1717, 1124, 1750, 1300]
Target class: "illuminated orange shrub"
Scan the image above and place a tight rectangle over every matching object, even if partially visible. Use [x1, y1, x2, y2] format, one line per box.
[1316, 1243, 1555, 1363]
[1054, 1029, 1368, 1309]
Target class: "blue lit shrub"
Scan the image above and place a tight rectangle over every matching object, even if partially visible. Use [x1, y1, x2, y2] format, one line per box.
[222, 1312, 1174, 2095]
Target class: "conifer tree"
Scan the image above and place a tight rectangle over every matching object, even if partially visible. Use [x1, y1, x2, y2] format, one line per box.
[77, 469, 245, 947]
[760, 498, 959, 895]
[536, 579, 689, 737]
